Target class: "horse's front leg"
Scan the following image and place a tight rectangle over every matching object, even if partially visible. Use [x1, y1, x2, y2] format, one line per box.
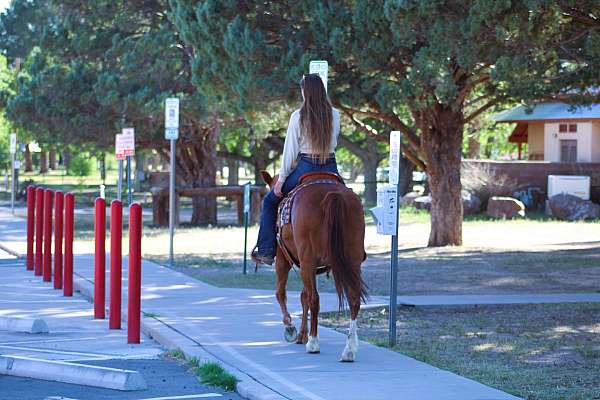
[297, 288, 309, 344]
[275, 251, 297, 342]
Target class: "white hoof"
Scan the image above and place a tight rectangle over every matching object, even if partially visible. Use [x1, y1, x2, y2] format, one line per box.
[340, 319, 358, 362]
[340, 344, 355, 362]
[306, 335, 320, 353]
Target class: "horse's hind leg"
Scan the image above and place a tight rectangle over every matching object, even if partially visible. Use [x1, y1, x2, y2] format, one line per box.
[275, 252, 297, 342]
[341, 274, 361, 362]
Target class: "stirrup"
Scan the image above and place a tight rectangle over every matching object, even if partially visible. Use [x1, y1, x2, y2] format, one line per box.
[251, 245, 274, 266]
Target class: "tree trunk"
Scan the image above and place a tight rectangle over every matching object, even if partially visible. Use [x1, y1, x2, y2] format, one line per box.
[227, 159, 239, 186]
[62, 150, 72, 171]
[399, 156, 414, 196]
[421, 108, 464, 247]
[362, 156, 379, 206]
[135, 152, 145, 191]
[468, 136, 480, 159]
[176, 122, 219, 226]
[24, 144, 33, 172]
[39, 150, 48, 173]
[48, 148, 57, 170]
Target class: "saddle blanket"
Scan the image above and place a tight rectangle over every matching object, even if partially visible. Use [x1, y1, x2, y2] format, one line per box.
[277, 179, 342, 227]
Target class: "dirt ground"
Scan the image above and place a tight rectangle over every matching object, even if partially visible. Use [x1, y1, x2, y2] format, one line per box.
[320, 303, 600, 400]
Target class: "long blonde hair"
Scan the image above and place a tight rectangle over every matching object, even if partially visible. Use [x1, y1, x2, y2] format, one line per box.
[299, 74, 333, 164]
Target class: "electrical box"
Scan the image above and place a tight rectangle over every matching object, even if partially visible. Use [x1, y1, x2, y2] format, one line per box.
[370, 185, 398, 235]
[547, 175, 590, 200]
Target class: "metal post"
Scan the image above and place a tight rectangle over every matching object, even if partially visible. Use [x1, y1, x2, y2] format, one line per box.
[54, 191, 64, 289]
[94, 197, 106, 319]
[10, 152, 15, 214]
[43, 189, 54, 282]
[389, 183, 400, 348]
[64, 193, 74, 296]
[117, 160, 123, 201]
[169, 138, 175, 268]
[243, 210, 248, 275]
[26, 186, 36, 270]
[110, 200, 123, 329]
[128, 203, 142, 344]
[127, 155, 132, 205]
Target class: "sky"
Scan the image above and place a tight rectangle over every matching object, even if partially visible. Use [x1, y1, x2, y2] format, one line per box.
[0, 0, 9, 13]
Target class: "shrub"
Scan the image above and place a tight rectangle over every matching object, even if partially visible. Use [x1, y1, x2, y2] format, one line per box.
[461, 162, 517, 206]
[67, 154, 93, 177]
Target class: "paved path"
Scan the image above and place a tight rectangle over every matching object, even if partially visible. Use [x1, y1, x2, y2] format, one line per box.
[0, 251, 242, 400]
[0, 208, 527, 400]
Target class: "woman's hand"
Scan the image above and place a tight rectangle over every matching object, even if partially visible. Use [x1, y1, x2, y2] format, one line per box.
[274, 179, 284, 197]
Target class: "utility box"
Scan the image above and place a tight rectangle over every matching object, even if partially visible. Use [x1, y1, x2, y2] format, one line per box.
[371, 185, 398, 235]
[547, 175, 590, 200]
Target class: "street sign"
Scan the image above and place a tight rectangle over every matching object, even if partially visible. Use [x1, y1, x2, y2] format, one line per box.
[371, 186, 398, 235]
[13, 160, 21, 170]
[165, 98, 180, 129]
[115, 134, 126, 161]
[243, 183, 251, 214]
[121, 128, 135, 156]
[309, 60, 328, 92]
[389, 131, 401, 185]
[165, 128, 178, 140]
[9, 133, 17, 154]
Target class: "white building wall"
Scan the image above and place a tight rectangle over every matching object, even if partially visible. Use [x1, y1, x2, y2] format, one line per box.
[544, 122, 592, 162]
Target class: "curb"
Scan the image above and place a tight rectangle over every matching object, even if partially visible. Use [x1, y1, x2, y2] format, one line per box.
[0, 242, 23, 259]
[0, 316, 49, 333]
[0, 355, 147, 391]
[72, 272, 287, 400]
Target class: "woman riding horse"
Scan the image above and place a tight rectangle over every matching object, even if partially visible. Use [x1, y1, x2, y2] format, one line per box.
[252, 73, 341, 265]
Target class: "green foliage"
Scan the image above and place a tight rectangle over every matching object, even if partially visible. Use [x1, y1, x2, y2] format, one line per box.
[67, 153, 92, 178]
[194, 362, 237, 392]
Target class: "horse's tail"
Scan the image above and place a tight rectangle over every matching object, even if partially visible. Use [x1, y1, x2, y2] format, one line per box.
[321, 192, 368, 311]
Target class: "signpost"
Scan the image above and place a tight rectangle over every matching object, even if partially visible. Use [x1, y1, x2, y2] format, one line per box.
[309, 60, 328, 92]
[165, 98, 179, 268]
[9, 133, 16, 215]
[242, 182, 251, 275]
[115, 134, 125, 201]
[121, 128, 135, 205]
[370, 131, 401, 347]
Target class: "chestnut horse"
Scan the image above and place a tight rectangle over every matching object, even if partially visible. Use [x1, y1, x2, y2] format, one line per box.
[261, 171, 367, 362]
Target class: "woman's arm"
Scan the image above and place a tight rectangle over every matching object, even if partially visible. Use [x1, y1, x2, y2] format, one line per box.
[278, 111, 300, 184]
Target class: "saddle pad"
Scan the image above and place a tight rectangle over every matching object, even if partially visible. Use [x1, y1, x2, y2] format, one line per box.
[277, 179, 341, 227]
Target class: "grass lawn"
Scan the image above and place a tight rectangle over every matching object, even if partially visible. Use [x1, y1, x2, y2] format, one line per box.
[320, 303, 600, 400]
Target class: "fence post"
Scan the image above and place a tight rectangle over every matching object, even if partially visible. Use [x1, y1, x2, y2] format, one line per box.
[63, 193, 74, 296]
[26, 186, 36, 270]
[109, 200, 123, 329]
[54, 191, 64, 289]
[94, 197, 106, 319]
[127, 203, 142, 344]
[34, 187, 44, 276]
[43, 189, 54, 282]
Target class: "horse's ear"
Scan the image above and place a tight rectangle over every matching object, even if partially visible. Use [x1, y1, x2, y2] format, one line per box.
[260, 170, 273, 186]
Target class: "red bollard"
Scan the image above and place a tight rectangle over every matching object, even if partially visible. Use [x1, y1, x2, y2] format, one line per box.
[109, 200, 123, 329]
[94, 198, 106, 319]
[26, 186, 36, 270]
[54, 191, 64, 289]
[43, 190, 54, 282]
[63, 193, 74, 297]
[128, 203, 142, 344]
[34, 187, 44, 276]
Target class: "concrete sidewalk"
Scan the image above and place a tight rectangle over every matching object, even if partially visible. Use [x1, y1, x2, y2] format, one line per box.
[0, 208, 522, 400]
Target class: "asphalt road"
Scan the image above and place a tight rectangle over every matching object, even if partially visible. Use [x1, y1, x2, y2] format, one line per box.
[0, 358, 244, 400]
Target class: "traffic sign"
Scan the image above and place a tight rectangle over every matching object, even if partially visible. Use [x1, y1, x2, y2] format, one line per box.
[121, 128, 135, 156]
[9, 133, 16, 154]
[243, 183, 251, 214]
[389, 131, 401, 185]
[115, 134, 125, 161]
[165, 98, 180, 129]
[13, 160, 21, 169]
[165, 128, 178, 140]
[309, 60, 328, 92]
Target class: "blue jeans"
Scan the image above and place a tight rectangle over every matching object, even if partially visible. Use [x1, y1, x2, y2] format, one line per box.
[256, 154, 339, 257]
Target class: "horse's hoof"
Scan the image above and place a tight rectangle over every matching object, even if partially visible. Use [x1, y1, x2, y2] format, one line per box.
[306, 336, 320, 354]
[340, 350, 355, 362]
[284, 325, 298, 343]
